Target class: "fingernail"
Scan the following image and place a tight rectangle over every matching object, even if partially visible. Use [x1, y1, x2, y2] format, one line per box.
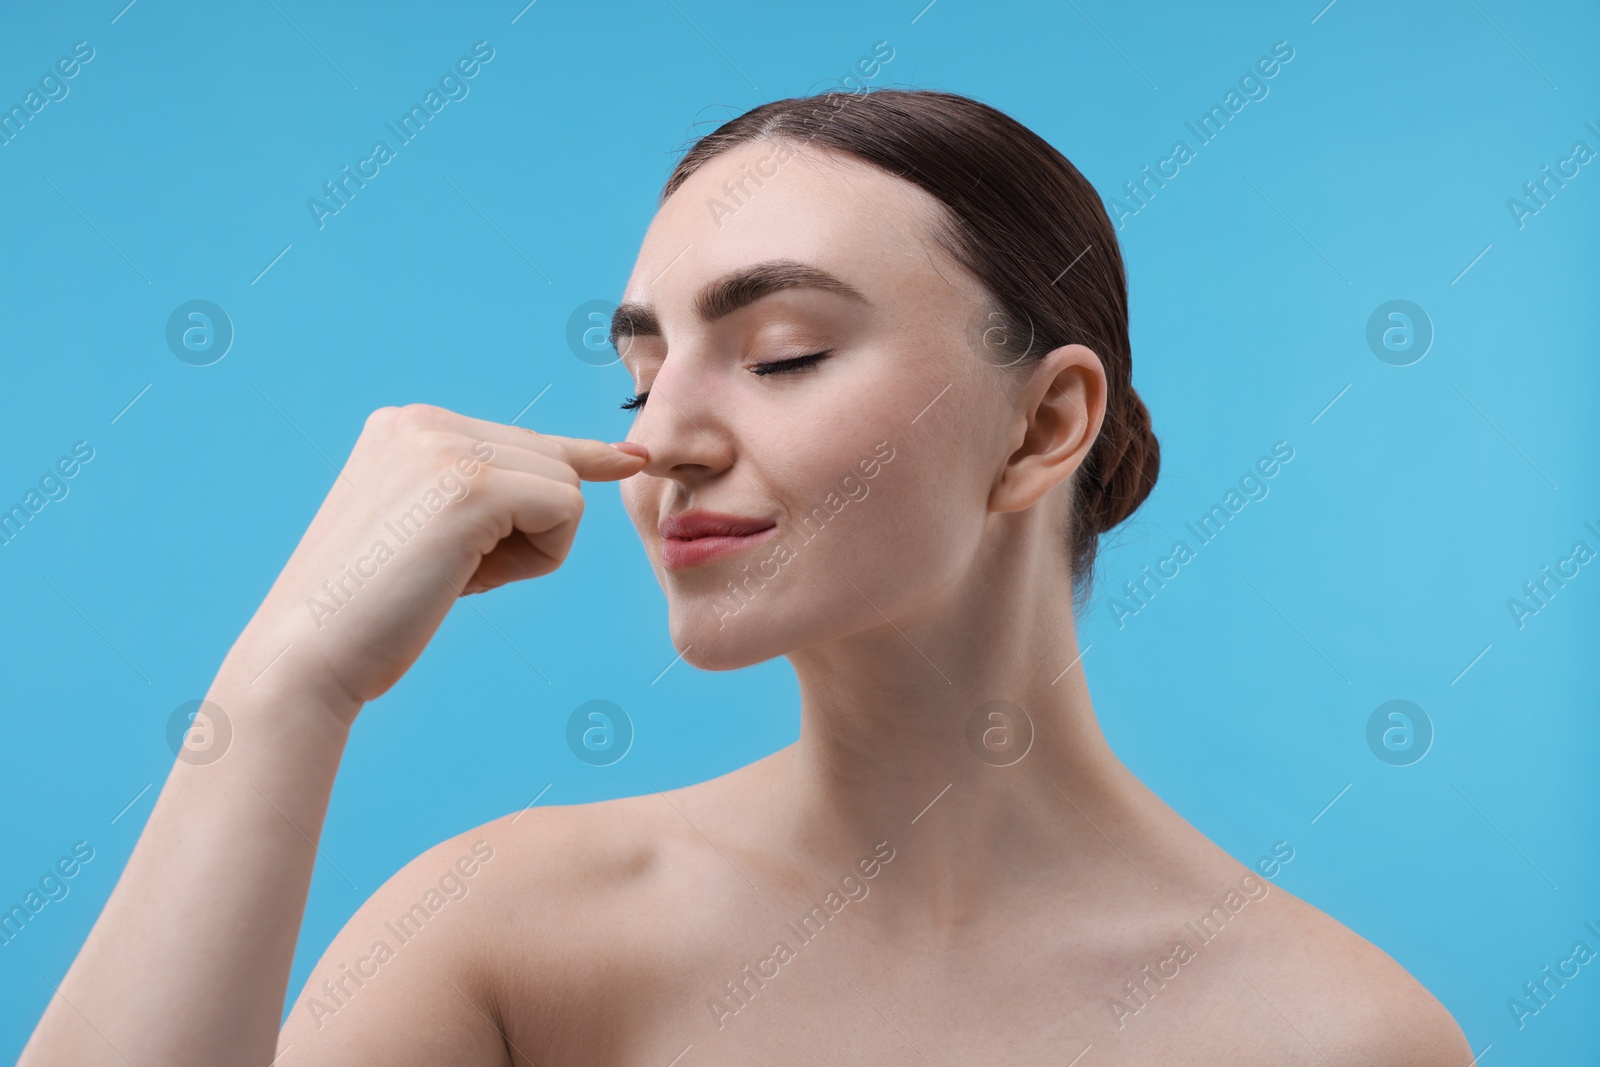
[610, 441, 648, 458]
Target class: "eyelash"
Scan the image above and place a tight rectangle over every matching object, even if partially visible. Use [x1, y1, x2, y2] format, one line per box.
[619, 350, 833, 412]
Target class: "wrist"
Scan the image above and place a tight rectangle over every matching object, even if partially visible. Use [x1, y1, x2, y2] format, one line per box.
[206, 648, 364, 737]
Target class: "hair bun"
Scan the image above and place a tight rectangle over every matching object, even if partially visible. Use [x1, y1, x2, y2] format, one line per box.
[1087, 388, 1159, 536]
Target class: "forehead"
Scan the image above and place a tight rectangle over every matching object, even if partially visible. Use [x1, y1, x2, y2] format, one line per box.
[621, 139, 959, 314]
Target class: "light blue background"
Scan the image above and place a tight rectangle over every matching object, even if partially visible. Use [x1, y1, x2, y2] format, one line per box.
[1, 0, 1596, 1061]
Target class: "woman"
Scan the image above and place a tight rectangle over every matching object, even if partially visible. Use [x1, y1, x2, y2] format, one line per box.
[22, 88, 1471, 1065]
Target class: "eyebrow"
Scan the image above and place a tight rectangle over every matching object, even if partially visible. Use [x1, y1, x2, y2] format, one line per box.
[609, 259, 870, 351]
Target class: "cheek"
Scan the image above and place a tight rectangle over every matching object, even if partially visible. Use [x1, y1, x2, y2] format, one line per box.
[860, 450, 973, 569]
[791, 436, 977, 594]
[620, 479, 652, 538]
[785, 368, 993, 559]
[859, 399, 1001, 573]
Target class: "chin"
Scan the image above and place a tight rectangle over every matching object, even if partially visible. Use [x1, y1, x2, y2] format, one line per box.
[666, 600, 793, 672]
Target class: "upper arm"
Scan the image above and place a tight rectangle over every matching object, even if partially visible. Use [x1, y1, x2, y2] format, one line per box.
[277, 831, 515, 1067]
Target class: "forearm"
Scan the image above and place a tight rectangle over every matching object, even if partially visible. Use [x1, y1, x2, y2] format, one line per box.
[20, 657, 358, 1067]
[18, 405, 630, 1064]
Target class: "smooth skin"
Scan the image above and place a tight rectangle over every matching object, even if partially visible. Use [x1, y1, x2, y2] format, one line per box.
[21, 139, 1474, 1066]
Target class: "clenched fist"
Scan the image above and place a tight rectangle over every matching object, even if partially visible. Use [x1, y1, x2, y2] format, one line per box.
[229, 403, 648, 717]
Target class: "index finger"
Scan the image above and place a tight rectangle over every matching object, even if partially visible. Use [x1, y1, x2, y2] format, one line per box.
[536, 433, 650, 482]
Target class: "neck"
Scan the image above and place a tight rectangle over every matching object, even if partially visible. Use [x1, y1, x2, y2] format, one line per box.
[769, 512, 1152, 927]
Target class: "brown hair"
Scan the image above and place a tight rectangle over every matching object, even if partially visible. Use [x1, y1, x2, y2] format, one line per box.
[660, 88, 1159, 608]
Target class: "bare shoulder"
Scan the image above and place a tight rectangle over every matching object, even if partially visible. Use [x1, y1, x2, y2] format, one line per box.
[1229, 879, 1474, 1066]
[277, 785, 711, 1063]
[464, 760, 779, 929]
[463, 785, 708, 936]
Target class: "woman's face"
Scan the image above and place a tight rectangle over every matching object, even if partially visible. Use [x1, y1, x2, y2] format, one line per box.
[615, 138, 1025, 671]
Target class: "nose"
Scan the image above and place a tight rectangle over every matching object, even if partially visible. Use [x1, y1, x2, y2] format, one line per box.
[627, 355, 735, 485]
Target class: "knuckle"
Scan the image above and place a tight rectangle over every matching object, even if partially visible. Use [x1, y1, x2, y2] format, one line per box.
[394, 402, 442, 431]
[561, 482, 586, 516]
[410, 427, 452, 454]
[364, 405, 399, 433]
[551, 459, 581, 489]
[394, 427, 450, 468]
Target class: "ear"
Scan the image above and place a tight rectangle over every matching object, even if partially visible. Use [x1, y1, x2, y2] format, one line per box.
[989, 343, 1106, 514]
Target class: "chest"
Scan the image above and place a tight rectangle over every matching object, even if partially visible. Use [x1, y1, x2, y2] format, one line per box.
[501, 905, 1299, 1067]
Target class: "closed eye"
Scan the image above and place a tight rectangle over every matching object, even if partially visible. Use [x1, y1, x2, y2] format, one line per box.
[751, 349, 833, 376]
[620, 350, 833, 411]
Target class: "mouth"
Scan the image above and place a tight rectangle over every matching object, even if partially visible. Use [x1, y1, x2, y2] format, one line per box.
[659, 510, 780, 570]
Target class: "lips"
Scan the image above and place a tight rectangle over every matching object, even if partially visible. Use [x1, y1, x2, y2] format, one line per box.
[660, 510, 777, 540]
[659, 509, 780, 570]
